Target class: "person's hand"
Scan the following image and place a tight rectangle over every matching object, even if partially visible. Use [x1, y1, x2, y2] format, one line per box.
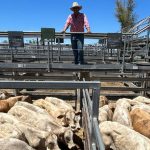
[87, 29, 91, 33]
[61, 30, 66, 34]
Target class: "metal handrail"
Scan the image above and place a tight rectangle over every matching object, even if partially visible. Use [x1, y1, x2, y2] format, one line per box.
[134, 25, 150, 35]
[0, 31, 107, 39]
[0, 31, 135, 39]
[128, 16, 150, 33]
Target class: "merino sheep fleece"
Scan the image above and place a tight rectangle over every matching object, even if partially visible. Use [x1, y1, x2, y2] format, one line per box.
[0, 123, 24, 140]
[132, 103, 150, 114]
[0, 138, 35, 150]
[8, 105, 52, 132]
[133, 96, 150, 105]
[16, 123, 60, 149]
[33, 99, 64, 118]
[130, 108, 150, 138]
[100, 121, 150, 150]
[98, 105, 113, 123]
[113, 99, 132, 128]
[8, 105, 70, 137]
[0, 113, 59, 149]
[15, 101, 49, 115]
[45, 97, 73, 111]
[0, 113, 19, 124]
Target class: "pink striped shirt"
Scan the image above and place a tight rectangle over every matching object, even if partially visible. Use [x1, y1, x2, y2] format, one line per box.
[64, 13, 90, 32]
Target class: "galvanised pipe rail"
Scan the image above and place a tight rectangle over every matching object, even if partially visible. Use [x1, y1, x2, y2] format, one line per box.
[0, 31, 135, 39]
[0, 32, 107, 39]
[93, 118, 105, 150]
[134, 25, 150, 35]
[128, 16, 150, 33]
[0, 80, 100, 89]
[0, 75, 149, 82]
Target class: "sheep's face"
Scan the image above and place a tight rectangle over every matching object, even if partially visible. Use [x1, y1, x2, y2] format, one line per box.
[101, 131, 113, 146]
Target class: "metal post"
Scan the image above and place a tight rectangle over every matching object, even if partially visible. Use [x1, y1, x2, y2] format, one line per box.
[12, 72, 19, 96]
[140, 72, 146, 96]
[80, 88, 83, 111]
[93, 118, 105, 150]
[11, 48, 13, 62]
[37, 38, 40, 63]
[147, 73, 150, 90]
[75, 89, 77, 110]
[111, 48, 112, 57]
[142, 73, 147, 96]
[76, 89, 81, 111]
[146, 18, 150, 58]
[103, 39, 106, 62]
[122, 35, 127, 73]
[91, 85, 100, 150]
[92, 86, 100, 118]
[57, 38, 61, 62]
[118, 49, 121, 63]
[51, 40, 53, 63]
[130, 35, 133, 62]
[43, 41, 45, 54]
[36, 38, 39, 46]
[48, 41, 50, 72]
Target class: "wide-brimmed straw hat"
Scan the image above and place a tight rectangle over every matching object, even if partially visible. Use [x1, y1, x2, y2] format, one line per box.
[70, 2, 82, 11]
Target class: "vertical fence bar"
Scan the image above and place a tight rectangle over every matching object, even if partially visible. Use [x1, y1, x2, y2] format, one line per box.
[93, 118, 105, 150]
[147, 18, 150, 58]
[92, 86, 100, 118]
[91, 84, 100, 150]
[58, 38, 61, 62]
[48, 41, 50, 72]
[11, 47, 13, 62]
[51, 40, 53, 63]
[122, 35, 127, 73]
[36, 37, 40, 63]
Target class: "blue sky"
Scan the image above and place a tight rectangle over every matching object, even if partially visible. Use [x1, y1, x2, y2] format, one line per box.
[0, 0, 149, 44]
[0, 0, 149, 33]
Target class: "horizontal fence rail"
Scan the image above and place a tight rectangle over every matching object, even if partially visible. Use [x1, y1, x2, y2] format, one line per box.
[0, 31, 135, 39]
[0, 80, 100, 89]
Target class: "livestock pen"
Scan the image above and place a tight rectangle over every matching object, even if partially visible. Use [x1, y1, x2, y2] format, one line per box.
[0, 16, 150, 149]
[0, 80, 105, 150]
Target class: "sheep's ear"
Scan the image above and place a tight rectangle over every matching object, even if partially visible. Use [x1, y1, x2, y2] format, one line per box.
[57, 115, 64, 119]
[102, 133, 113, 147]
[128, 106, 132, 111]
[108, 103, 116, 112]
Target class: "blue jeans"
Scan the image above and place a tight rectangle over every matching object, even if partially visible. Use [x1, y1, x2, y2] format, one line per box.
[71, 34, 84, 64]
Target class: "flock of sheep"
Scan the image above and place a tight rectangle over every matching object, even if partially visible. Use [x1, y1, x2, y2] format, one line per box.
[0, 91, 150, 150]
[0, 91, 82, 150]
[99, 96, 150, 150]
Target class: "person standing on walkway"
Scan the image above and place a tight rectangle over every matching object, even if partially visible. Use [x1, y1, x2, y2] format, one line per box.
[62, 2, 91, 64]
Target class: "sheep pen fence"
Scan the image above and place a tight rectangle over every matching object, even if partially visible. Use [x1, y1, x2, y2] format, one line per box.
[0, 80, 105, 150]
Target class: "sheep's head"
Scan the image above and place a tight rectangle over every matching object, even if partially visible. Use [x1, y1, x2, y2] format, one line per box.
[64, 129, 75, 149]
[99, 123, 113, 146]
[46, 133, 60, 150]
